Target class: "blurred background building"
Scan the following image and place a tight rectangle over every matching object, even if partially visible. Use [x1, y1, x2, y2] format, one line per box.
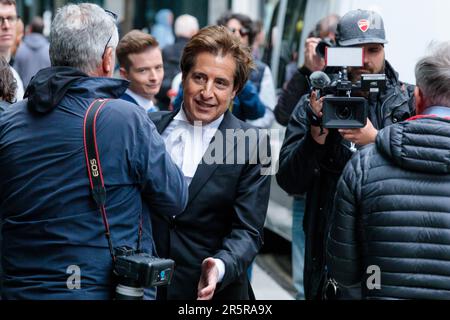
[14, 0, 304, 87]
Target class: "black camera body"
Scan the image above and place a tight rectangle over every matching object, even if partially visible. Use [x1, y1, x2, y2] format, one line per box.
[114, 246, 175, 300]
[316, 37, 335, 58]
[310, 46, 387, 129]
[321, 73, 386, 129]
[322, 96, 368, 129]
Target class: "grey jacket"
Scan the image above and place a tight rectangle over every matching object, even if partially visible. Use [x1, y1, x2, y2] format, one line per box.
[13, 33, 51, 88]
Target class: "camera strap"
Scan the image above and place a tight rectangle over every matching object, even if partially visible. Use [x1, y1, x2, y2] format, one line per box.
[83, 99, 144, 262]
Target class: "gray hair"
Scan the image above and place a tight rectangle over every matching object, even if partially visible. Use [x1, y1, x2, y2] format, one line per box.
[415, 41, 450, 108]
[174, 14, 199, 38]
[49, 3, 119, 74]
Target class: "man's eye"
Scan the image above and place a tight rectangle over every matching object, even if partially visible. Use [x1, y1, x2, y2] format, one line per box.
[193, 74, 206, 83]
[215, 80, 228, 89]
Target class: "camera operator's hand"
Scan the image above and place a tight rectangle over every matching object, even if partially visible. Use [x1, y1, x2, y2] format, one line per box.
[338, 119, 378, 146]
[309, 91, 329, 145]
[197, 258, 219, 300]
[304, 37, 325, 72]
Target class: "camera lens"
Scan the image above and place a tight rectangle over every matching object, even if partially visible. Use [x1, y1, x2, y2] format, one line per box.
[336, 105, 352, 120]
[116, 284, 144, 300]
[115, 277, 144, 300]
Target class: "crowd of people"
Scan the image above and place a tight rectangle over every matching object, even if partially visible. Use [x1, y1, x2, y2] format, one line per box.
[0, 0, 450, 300]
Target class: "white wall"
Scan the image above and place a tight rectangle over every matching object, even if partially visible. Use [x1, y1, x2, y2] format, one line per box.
[104, 0, 124, 21]
[232, 0, 261, 21]
[301, 0, 450, 84]
[208, 0, 263, 27]
[208, 0, 229, 26]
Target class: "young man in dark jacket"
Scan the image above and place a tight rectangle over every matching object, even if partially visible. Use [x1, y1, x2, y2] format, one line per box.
[274, 13, 339, 300]
[327, 41, 450, 300]
[276, 9, 415, 300]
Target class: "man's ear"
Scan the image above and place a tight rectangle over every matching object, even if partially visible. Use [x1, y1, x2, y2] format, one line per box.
[119, 67, 128, 80]
[102, 47, 115, 77]
[414, 86, 426, 115]
[230, 87, 237, 101]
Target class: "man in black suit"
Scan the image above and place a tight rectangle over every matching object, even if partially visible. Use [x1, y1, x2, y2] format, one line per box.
[150, 25, 271, 300]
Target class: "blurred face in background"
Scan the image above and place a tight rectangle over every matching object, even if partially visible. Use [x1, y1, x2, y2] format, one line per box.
[0, 3, 17, 54]
[348, 43, 385, 82]
[226, 18, 250, 47]
[11, 17, 23, 56]
[121, 47, 164, 100]
[182, 51, 237, 125]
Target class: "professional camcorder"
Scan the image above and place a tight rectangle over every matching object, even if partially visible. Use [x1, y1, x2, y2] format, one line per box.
[114, 246, 175, 300]
[310, 46, 386, 129]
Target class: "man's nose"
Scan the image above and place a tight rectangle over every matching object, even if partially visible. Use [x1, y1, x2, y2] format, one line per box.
[200, 82, 214, 98]
[149, 69, 158, 81]
[1, 20, 10, 29]
[363, 49, 370, 65]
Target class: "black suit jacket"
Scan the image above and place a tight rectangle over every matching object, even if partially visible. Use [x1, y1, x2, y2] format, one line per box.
[149, 110, 271, 300]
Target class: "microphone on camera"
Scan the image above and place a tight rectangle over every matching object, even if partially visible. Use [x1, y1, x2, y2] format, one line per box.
[310, 71, 331, 89]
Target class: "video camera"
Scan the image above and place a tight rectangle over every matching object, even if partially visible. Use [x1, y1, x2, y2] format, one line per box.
[114, 246, 175, 300]
[310, 46, 386, 129]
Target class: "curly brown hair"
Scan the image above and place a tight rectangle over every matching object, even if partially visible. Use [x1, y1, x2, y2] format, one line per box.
[0, 57, 17, 103]
[180, 25, 255, 94]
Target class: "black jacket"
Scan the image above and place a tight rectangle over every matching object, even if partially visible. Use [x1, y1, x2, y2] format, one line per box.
[276, 61, 415, 299]
[327, 114, 450, 299]
[149, 111, 271, 300]
[274, 66, 312, 126]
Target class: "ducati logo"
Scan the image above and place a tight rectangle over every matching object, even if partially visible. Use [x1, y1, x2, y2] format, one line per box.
[358, 19, 370, 32]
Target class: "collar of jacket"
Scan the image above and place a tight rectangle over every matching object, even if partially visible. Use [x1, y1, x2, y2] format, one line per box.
[384, 60, 400, 85]
[25, 66, 129, 114]
[407, 106, 450, 121]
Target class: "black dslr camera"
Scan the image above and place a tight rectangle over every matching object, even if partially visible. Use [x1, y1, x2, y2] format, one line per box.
[114, 246, 175, 300]
[310, 47, 386, 128]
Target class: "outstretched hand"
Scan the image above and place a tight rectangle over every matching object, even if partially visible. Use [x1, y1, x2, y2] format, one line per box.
[197, 258, 219, 300]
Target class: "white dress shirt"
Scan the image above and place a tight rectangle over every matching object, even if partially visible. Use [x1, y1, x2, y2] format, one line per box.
[125, 89, 159, 113]
[161, 107, 226, 282]
[161, 107, 223, 186]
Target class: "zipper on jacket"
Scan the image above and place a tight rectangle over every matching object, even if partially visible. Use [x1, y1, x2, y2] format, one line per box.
[378, 92, 397, 128]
